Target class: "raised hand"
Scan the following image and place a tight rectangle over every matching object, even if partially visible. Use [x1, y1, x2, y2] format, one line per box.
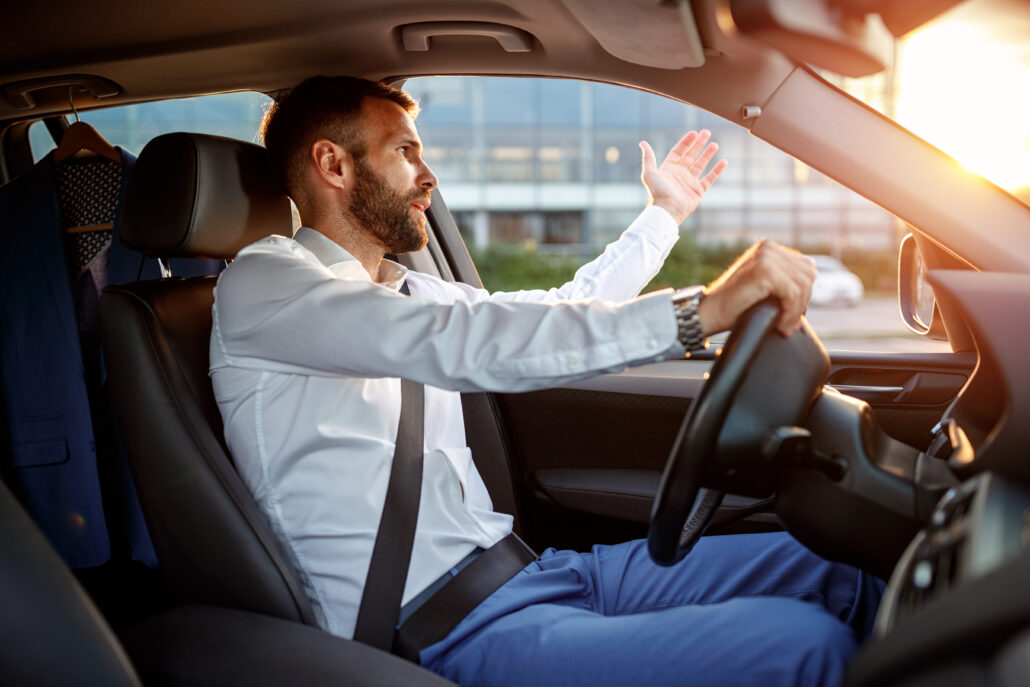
[640, 130, 728, 224]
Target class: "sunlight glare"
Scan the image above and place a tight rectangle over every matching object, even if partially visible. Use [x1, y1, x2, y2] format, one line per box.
[897, 23, 1030, 193]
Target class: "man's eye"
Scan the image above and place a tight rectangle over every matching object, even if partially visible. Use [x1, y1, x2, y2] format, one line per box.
[397, 146, 408, 155]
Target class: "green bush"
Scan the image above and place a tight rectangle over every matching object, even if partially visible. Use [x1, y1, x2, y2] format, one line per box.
[472, 234, 748, 294]
[641, 235, 746, 293]
[839, 249, 897, 294]
[469, 245, 581, 293]
[471, 237, 898, 296]
[641, 236, 702, 293]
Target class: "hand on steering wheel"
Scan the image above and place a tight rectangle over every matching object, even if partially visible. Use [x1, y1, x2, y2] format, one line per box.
[647, 300, 830, 566]
[698, 240, 817, 338]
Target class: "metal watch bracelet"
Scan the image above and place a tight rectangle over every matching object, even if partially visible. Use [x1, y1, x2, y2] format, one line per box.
[672, 286, 706, 352]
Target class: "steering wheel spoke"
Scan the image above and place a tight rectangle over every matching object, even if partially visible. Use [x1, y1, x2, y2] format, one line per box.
[677, 488, 726, 556]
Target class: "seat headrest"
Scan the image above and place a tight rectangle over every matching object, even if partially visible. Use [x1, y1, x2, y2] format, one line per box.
[120, 132, 292, 259]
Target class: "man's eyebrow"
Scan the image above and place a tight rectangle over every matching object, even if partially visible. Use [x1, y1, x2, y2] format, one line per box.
[396, 137, 422, 152]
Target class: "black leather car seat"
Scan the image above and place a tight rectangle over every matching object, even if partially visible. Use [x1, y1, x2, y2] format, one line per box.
[0, 466, 454, 686]
[0, 479, 141, 686]
[99, 132, 319, 625]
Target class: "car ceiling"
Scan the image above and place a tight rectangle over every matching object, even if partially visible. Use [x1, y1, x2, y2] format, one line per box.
[2, 0, 790, 125]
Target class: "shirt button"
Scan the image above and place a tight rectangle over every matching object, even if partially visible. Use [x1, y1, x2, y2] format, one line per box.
[647, 338, 658, 349]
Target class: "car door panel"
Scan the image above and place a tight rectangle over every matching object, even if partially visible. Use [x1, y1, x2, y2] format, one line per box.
[494, 351, 975, 551]
[492, 383, 691, 550]
[827, 351, 976, 449]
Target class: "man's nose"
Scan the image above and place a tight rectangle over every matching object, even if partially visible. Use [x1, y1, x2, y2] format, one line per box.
[418, 161, 438, 190]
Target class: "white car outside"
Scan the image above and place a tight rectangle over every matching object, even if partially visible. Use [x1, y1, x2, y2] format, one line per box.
[808, 255, 864, 307]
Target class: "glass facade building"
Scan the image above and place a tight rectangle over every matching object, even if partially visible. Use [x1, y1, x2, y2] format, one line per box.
[404, 77, 899, 256]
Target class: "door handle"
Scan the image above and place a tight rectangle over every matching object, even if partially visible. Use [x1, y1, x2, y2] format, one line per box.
[830, 384, 904, 403]
[401, 22, 533, 52]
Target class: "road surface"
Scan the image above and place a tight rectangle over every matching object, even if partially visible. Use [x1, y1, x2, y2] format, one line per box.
[804, 296, 951, 353]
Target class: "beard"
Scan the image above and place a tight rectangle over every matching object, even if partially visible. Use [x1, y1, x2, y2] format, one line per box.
[345, 157, 429, 254]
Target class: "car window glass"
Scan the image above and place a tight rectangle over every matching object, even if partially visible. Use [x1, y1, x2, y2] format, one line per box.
[27, 91, 303, 228]
[29, 91, 271, 160]
[832, 0, 1029, 208]
[405, 76, 948, 354]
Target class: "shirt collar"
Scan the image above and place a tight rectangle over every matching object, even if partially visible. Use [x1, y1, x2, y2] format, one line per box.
[294, 226, 408, 291]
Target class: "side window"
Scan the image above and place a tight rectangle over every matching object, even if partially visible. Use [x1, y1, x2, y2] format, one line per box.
[29, 91, 271, 162]
[405, 76, 947, 354]
[28, 91, 302, 228]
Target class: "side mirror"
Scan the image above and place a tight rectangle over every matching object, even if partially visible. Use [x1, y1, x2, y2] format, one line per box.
[898, 234, 948, 340]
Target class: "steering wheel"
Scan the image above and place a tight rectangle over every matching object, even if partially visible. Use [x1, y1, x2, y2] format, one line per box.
[647, 300, 830, 566]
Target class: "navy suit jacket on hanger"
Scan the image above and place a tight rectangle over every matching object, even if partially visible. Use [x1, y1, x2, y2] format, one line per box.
[0, 147, 217, 568]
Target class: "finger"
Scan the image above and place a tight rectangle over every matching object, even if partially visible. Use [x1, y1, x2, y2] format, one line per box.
[776, 277, 805, 336]
[751, 241, 801, 336]
[794, 255, 817, 317]
[784, 275, 812, 334]
[639, 141, 658, 177]
[691, 143, 719, 174]
[775, 251, 816, 335]
[700, 159, 728, 190]
[664, 131, 699, 166]
[680, 129, 711, 164]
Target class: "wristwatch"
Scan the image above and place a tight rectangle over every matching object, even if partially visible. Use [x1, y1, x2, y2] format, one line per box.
[671, 285, 706, 352]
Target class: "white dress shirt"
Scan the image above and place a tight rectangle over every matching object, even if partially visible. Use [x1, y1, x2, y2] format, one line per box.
[209, 205, 686, 639]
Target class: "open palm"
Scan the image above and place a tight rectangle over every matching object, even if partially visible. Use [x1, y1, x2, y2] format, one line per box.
[640, 130, 728, 224]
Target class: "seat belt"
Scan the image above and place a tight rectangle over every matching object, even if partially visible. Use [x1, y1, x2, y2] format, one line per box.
[354, 282, 537, 656]
[353, 280, 425, 651]
[353, 376, 424, 651]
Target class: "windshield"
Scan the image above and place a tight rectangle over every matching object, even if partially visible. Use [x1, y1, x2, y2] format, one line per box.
[835, 0, 1030, 206]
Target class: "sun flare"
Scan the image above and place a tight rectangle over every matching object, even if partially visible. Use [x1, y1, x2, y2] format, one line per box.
[896, 23, 1030, 194]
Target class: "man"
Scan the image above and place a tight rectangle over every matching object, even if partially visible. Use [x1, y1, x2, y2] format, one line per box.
[210, 76, 883, 686]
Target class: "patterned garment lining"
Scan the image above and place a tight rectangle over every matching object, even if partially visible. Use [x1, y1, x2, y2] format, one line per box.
[56, 156, 122, 277]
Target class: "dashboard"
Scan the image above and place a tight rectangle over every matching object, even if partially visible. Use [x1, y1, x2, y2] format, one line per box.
[849, 472, 1030, 686]
[845, 269, 1030, 687]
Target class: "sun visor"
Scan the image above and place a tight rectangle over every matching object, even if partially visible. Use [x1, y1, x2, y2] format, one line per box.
[560, 0, 706, 69]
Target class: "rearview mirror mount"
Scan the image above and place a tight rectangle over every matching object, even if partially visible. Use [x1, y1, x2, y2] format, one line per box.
[725, 0, 895, 77]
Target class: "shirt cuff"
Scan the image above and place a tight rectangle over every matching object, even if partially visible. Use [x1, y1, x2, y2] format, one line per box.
[623, 205, 680, 249]
[619, 289, 684, 365]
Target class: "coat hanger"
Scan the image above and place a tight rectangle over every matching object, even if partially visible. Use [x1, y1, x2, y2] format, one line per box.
[53, 87, 120, 165]
[55, 87, 120, 234]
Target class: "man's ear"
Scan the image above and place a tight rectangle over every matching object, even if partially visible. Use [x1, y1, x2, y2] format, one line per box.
[310, 139, 353, 193]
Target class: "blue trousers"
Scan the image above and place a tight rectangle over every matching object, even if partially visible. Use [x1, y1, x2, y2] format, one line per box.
[420, 532, 884, 687]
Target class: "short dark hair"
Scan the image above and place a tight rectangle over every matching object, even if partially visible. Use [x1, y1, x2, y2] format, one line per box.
[260, 75, 419, 199]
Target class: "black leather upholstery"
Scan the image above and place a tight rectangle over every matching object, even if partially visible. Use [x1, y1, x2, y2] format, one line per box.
[0, 480, 141, 686]
[120, 132, 292, 258]
[101, 132, 315, 624]
[120, 605, 456, 687]
[102, 278, 317, 624]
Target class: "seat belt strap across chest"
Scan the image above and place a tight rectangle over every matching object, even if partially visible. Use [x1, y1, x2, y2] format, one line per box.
[354, 281, 538, 656]
[353, 281, 426, 651]
[353, 375, 424, 651]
